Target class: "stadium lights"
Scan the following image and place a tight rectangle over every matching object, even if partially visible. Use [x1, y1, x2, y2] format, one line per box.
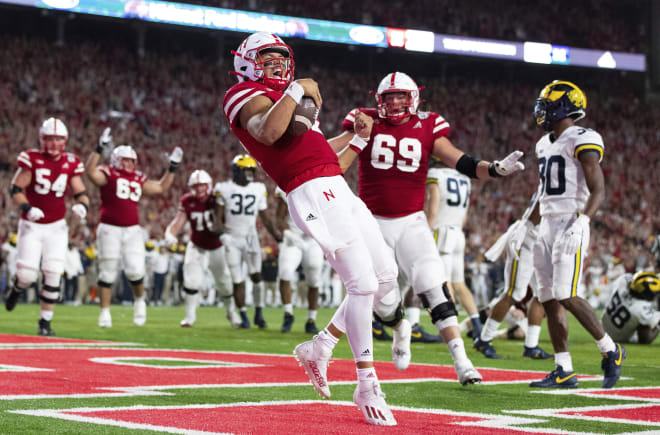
[3, 0, 646, 72]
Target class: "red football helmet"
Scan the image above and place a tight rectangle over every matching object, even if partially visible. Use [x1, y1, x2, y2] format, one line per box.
[39, 117, 68, 159]
[375, 72, 421, 123]
[232, 32, 294, 92]
[187, 169, 212, 199]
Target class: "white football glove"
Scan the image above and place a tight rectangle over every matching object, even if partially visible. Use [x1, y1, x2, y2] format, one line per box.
[168, 146, 184, 167]
[491, 150, 525, 177]
[97, 127, 113, 152]
[220, 233, 233, 248]
[26, 206, 45, 222]
[561, 214, 590, 255]
[72, 203, 87, 220]
[164, 232, 178, 247]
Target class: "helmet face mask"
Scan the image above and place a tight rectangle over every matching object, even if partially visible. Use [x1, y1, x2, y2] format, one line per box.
[39, 117, 68, 159]
[232, 154, 257, 186]
[110, 145, 138, 173]
[629, 271, 660, 301]
[233, 32, 294, 92]
[534, 80, 586, 131]
[376, 72, 420, 123]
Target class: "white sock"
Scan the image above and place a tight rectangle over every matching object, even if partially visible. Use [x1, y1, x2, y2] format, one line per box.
[406, 306, 421, 325]
[240, 306, 247, 313]
[596, 334, 616, 353]
[41, 310, 53, 321]
[480, 318, 501, 342]
[308, 309, 317, 321]
[357, 367, 377, 382]
[525, 325, 542, 348]
[447, 338, 470, 367]
[100, 307, 110, 316]
[134, 296, 145, 304]
[315, 329, 337, 356]
[283, 303, 293, 315]
[253, 281, 264, 307]
[555, 352, 573, 372]
[344, 294, 374, 363]
[186, 293, 198, 319]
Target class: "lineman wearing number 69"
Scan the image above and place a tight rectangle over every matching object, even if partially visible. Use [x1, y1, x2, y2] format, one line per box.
[5, 117, 89, 337]
[85, 127, 183, 328]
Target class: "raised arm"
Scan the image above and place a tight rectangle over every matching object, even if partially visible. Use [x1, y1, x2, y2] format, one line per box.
[142, 147, 183, 196]
[85, 127, 112, 187]
[432, 136, 524, 180]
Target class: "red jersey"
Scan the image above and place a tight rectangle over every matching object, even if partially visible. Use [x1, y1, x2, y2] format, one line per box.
[16, 149, 84, 224]
[180, 192, 222, 250]
[222, 81, 341, 193]
[342, 108, 450, 218]
[98, 165, 147, 227]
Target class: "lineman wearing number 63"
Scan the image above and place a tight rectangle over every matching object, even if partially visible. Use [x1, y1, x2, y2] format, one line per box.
[85, 127, 183, 329]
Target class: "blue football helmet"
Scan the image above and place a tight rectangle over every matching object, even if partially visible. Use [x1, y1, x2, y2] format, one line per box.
[534, 80, 586, 131]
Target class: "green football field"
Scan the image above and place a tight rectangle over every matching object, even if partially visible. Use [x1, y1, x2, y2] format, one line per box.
[0, 303, 658, 434]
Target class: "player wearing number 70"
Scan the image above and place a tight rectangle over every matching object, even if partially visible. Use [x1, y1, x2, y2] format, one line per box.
[85, 127, 183, 329]
[6, 117, 89, 337]
[333, 72, 525, 385]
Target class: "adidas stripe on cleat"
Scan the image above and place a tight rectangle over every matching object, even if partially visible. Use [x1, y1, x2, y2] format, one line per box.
[353, 380, 397, 426]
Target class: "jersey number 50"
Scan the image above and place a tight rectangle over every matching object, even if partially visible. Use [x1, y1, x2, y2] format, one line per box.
[371, 134, 421, 173]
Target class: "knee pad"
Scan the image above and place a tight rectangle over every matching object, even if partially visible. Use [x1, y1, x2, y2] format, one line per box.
[42, 271, 62, 288]
[40, 285, 61, 304]
[98, 259, 120, 284]
[15, 264, 39, 288]
[125, 271, 144, 283]
[98, 280, 114, 289]
[420, 284, 458, 324]
[373, 285, 402, 322]
[182, 287, 199, 295]
[250, 272, 262, 283]
[374, 303, 404, 327]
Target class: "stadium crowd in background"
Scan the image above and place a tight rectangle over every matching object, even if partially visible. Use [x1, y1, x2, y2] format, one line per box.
[0, 4, 658, 317]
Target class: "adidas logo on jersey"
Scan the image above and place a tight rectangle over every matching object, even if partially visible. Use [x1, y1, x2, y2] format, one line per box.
[413, 121, 422, 128]
[305, 213, 317, 222]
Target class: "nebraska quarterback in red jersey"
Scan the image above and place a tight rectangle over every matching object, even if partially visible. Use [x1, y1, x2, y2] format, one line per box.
[165, 169, 238, 328]
[224, 32, 399, 425]
[338, 72, 525, 385]
[85, 127, 183, 328]
[5, 117, 90, 336]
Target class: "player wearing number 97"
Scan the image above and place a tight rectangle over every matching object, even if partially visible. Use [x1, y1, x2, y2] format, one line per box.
[86, 127, 183, 329]
[529, 80, 625, 389]
[338, 71, 524, 386]
[164, 169, 238, 328]
[6, 117, 89, 337]
[213, 154, 281, 330]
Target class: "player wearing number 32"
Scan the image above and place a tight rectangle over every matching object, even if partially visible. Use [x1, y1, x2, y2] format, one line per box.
[529, 80, 624, 389]
[6, 117, 89, 337]
[85, 127, 183, 328]
[338, 72, 525, 385]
